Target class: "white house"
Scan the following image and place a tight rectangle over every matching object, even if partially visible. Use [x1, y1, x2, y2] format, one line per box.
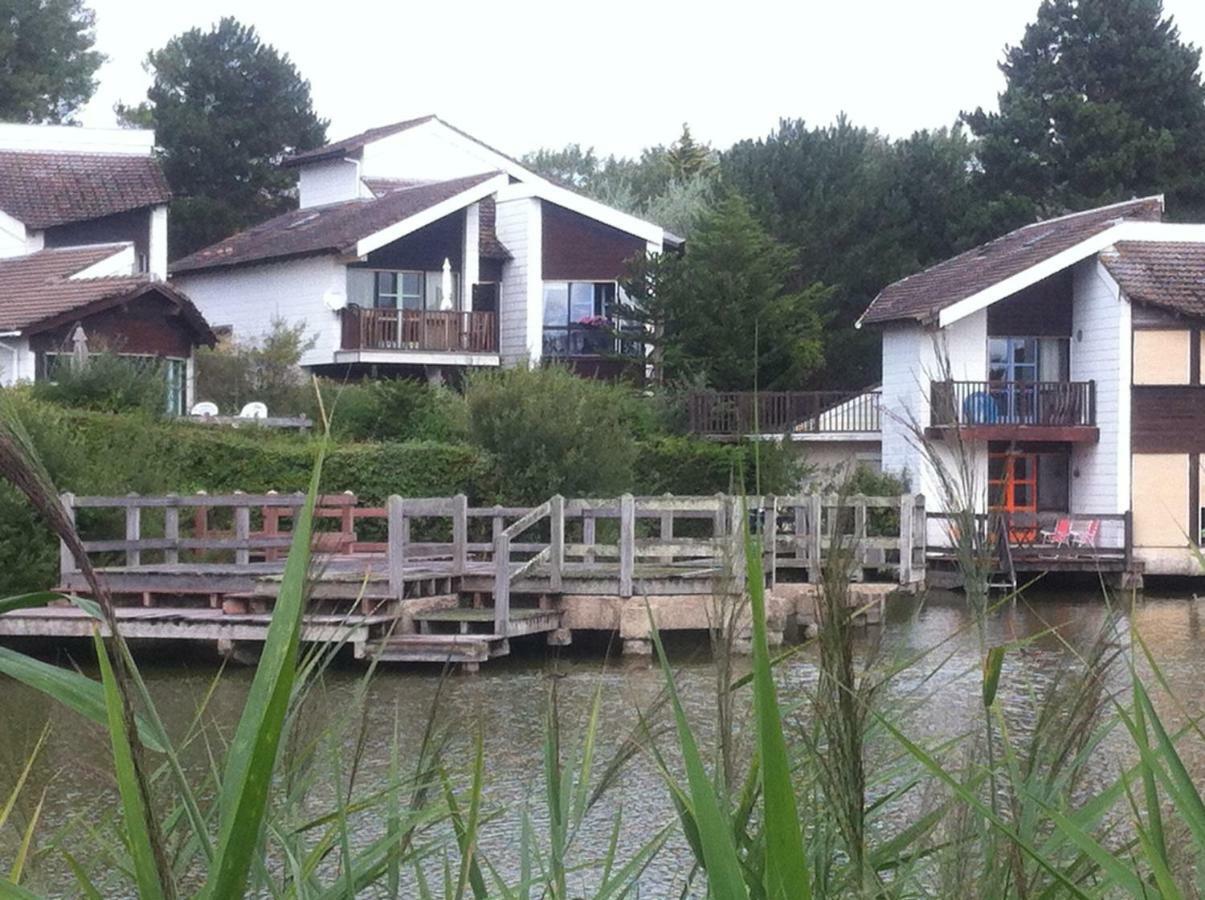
[0, 124, 213, 411]
[859, 195, 1205, 577]
[171, 115, 672, 382]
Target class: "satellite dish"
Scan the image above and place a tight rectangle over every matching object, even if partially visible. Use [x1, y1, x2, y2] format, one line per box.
[239, 401, 268, 419]
[190, 401, 219, 416]
[323, 289, 347, 311]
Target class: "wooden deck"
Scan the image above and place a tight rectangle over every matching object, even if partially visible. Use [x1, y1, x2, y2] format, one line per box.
[38, 491, 927, 667]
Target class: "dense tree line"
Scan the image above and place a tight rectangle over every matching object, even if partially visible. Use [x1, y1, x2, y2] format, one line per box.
[8, 0, 1205, 390]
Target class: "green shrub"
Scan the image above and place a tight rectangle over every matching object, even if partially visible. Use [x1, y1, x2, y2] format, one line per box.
[194, 317, 315, 415]
[314, 378, 467, 444]
[30, 353, 169, 416]
[464, 365, 640, 503]
[637, 435, 802, 496]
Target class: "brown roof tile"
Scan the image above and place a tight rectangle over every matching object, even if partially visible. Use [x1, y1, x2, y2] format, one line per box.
[0, 151, 171, 229]
[170, 172, 502, 275]
[282, 116, 435, 168]
[0, 245, 212, 340]
[861, 196, 1166, 325]
[1101, 241, 1205, 319]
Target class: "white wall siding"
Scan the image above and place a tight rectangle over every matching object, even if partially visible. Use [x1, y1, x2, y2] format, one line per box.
[150, 205, 168, 279]
[173, 256, 346, 370]
[879, 312, 988, 515]
[298, 158, 362, 209]
[494, 197, 541, 365]
[463, 202, 480, 289]
[361, 127, 506, 183]
[1069, 260, 1130, 514]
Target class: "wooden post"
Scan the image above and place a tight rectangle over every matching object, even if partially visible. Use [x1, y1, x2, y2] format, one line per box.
[712, 492, 726, 541]
[659, 496, 674, 565]
[619, 493, 635, 598]
[793, 501, 806, 566]
[493, 530, 511, 635]
[729, 496, 746, 592]
[59, 492, 76, 580]
[492, 506, 504, 542]
[452, 493, 468, 575]
[164, 494, 179, 565]
[852, 499, 867, 583]
[583, 512, 596, 565]
[766, 495, 778, 589]
[808, 493, 823, 583]
[234, 491, 250, 566]
[549, 494, 564, 592]
[387, 495, 406, 599]
[898, 493, 915, 585]
[125, 493, 141, 568]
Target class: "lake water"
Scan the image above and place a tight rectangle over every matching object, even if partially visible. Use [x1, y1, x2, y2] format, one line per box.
[3, 586, 1204, 896]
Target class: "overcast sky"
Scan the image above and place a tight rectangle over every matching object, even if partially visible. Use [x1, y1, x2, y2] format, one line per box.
[80, 0, 1205, 158]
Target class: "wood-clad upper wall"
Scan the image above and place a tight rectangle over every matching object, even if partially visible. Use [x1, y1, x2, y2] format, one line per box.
[1132, 387, 1205, 452]
[28, 293, 196, 358]
[987, 270, 1073, 337]
[361, 210, 465, 271]
[542, 202, 645, 282]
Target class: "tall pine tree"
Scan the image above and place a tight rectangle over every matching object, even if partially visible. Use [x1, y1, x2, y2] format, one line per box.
[0, 0, 103, 122]
[964, 0, 1205, 220]
[118, 18, 328, 259]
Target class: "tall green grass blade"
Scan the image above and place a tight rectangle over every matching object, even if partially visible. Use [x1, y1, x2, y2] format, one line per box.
[1131, 670, 1169, 876]
[0, 725, 47, 835]
[647, 605, 749, 899]
[1133, 679, 1205, 852]
[0, 648, 163, 753]
[0, 593, 64, 616]
[92, 630, 167, 900]
[454, 730, 487, 900]
[0, 879, 41, 899]
[203, 442, 326, 899]
[8, 789, 43, 884]
[982, 645, 1005, 709]
[744, 525, 811, 900]
[61, 850, 103, 900]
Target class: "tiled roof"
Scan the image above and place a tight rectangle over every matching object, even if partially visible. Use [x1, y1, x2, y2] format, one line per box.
[281, 116, 436, 167]
[0, 245, 211, 340]
[1101, 241, 1205, 319]
[861, 196, 1166, 325]
[170, 172, 503, 275]
[0, 151, 171, 229]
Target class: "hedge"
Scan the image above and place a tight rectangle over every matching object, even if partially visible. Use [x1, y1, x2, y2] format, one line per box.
[0, 399, 800, 596]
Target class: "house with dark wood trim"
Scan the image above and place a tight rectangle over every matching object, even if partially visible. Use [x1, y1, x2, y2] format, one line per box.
[0, 124, 215, 412]
[858, 194, 1205, 578]
[170, 115, 671, 382]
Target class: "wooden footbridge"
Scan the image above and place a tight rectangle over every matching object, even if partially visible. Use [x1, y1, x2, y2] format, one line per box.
[0, 490, 927, 668]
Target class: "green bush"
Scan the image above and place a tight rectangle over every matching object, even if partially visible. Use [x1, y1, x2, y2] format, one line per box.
[314, 378, 467, 444]
[30, 353, 169, 416]
[464, 365, 642, 503]
[194, 317, 315, 415]
[637, 435, 802, 496]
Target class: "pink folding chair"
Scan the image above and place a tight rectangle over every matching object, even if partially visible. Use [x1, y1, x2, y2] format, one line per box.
[1071, 519, 1100, 549]
[1039, 518, 1073, 547]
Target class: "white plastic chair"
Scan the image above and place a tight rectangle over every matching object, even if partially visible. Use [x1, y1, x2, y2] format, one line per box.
[238, 401, 269, 419]
[190, 401, 219, 416]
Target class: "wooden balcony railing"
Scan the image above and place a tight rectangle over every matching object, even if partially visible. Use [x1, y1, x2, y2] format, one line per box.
[341, 306, 498, 354]
[930, 380, 1095, 428]
[687, 390, 881, 436]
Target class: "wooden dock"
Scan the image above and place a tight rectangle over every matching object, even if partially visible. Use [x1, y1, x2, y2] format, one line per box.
[20, 491, 928, 668]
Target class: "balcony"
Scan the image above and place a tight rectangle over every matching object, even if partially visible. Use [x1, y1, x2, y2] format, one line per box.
[340, 307, 498, 359]
[929, 380, 1098, 442]
[687, 390, 881, 437]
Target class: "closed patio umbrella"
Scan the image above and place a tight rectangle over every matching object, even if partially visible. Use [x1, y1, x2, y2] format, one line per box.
[440, 258, 454, 311]
[70, 324, 89, 367]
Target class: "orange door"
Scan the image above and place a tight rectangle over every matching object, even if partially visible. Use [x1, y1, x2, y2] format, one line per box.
[989, 451, 1038, 541]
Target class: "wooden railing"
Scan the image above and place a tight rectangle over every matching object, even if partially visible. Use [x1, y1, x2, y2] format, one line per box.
[686, 390, 881, 436]
[341, 307, 498, 353]
[926, 510, 1130, 571]
[930, 380, 1095, 428]
[61, 492, 927, 629]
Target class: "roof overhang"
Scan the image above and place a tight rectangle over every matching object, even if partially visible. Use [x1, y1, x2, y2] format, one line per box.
[496, 180, 663, 246]
[352, 173, 510, 258]
[23, 281, 217, 347]
[936, 221, 1205, 329]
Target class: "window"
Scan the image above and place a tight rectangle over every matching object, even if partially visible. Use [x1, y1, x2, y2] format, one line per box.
[347, 269, 460, 311]
[542, 281, 623, 357]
